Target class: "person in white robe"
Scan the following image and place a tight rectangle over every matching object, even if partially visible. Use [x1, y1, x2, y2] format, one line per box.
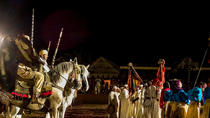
[119, 84, 130, 118]
[153, 87, 161, 118]
[143, 81, 156, 118]
[95, 78, 101, 94]
[107, 85, 120, 118]
[132, 84, 144, 118]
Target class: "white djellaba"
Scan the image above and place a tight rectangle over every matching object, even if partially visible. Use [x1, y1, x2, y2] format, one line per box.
[133, 84, 144, 118]
[119, 84, 130, 118]
[108, 85, 120, 118]
[143, 83, 156, 118]
[153, 88, 162, 118]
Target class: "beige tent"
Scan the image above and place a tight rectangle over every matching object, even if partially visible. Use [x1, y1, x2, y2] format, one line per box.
[89, 56, 120, 79]
[89, 57, 120, 90]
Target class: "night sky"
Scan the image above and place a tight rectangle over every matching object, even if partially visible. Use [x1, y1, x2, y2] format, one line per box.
[0, 1, 209, 67]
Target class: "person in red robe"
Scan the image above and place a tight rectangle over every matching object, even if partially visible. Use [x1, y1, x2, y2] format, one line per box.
[152, 59, 166, 90]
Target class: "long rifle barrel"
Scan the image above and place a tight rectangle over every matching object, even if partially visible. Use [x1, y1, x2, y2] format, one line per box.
[47, 41, 51, 53]
[31, 8, 34, 47]
[193, 48, 208, 87]
[51, 28, 64, 68]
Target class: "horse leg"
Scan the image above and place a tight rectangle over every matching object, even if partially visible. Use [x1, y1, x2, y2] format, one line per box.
[45, 112, 50, 118]
[49, 87, 63, 118]
[59, 90, 76, 118]
[6, 105, 20, 118]
[58, 103, 68, 118]
[50, 105, 59, 118]
[15, 114, 22, 118]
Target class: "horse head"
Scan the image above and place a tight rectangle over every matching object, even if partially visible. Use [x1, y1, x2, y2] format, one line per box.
[68, 58, 89, 92]
[71, 57, 83, 90]
[79, 64, 90, 92]
[50, 57, 82, 91]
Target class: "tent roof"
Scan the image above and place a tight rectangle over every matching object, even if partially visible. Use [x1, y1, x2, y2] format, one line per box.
[89, 56, 120, 79]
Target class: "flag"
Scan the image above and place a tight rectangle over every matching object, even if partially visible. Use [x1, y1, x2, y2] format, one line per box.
[127, 63, 143, 95]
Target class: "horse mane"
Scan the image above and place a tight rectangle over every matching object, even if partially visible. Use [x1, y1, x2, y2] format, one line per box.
[50, 61, 73, 83]
[79, 65, 89, 76]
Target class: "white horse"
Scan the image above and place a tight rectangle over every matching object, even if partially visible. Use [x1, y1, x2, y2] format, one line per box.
[58, 64, 89, 118]
[6, 59, 89, 118]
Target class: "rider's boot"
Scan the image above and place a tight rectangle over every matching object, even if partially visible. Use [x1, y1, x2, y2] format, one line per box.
[31, 93, 40, 103]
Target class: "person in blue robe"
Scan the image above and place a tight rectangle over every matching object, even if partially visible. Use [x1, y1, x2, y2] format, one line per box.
[202, 83, 210, 118]
[169, 79, 190, 118]
[186, 85, 202, 118]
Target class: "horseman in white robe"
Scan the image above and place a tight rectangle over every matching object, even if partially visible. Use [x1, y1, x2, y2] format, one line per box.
[119, 84, 130, 118]
[15, 34, 45, 103]
[38, 49, 50, 73]
[38, 49, 52, 97]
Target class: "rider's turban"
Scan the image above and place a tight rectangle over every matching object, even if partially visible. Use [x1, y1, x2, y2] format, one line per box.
[39, 49, 48, 56]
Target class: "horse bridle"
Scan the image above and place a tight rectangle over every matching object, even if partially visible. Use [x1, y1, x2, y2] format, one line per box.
[51, 63, 81, 91]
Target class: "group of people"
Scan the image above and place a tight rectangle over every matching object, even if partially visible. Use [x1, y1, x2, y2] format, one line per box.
[107, 78, 210, 118]
[107, 84, 144, 118]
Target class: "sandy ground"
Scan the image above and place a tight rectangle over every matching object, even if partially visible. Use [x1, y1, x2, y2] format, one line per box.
[65, 104, 109, 118]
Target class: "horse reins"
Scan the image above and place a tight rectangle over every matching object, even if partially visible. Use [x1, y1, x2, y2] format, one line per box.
[51, 63, 81, 91]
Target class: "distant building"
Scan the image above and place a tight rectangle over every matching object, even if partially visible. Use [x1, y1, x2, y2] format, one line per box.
[89, 57, 120, 94]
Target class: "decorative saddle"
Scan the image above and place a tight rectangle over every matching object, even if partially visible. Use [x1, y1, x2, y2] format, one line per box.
[11, 74, 52, 101]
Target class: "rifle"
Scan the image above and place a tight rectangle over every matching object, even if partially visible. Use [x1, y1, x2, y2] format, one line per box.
[193, 48, 208, 88]
[31, 8, 34, 48]
[47, 41, 51, 53]
[51, 28, 64, 68]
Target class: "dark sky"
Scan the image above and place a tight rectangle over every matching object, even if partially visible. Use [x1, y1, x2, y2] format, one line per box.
[0, 0, 209, 66]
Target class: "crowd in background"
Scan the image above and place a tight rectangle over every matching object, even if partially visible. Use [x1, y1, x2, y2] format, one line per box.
[107, 78, 210, 118]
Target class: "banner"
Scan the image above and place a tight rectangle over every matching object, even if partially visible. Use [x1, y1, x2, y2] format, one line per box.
[127, 63, 142, 95]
